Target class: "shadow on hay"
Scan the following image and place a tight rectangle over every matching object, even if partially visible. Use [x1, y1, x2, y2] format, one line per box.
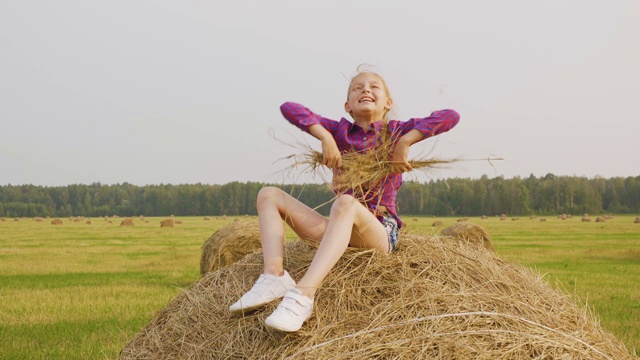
[121, 223, 635, 360]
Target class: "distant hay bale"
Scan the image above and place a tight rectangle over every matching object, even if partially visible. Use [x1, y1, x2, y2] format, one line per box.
[120, 218, 134, 226]
[204, 216, 211, 221]
[634, 217, 640, 224]
[199, 218, 262, 275]
[456, 217, 468, 222]
[120, 234, 633, 360]
[14, 218, 19, 222]
[85, 221, 92, 225]
[540, 218, 547, 222]
[0, 217, 6, 222]
[175, 220, 182, 225]
[595, 217, 605, 223]
[530, 215, 537, 220]
[160, 219, 174, 228]
[51, 219, 63, 225]
[582, 216, 591, 222]
[480, 215, 488, 220]
[440, 222, 495, 252]
[34, 217, 43, 222]
[511, 217, 519, 221]
[431, 220, 444, 227]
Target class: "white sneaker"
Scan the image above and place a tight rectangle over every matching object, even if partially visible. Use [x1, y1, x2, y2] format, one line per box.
[229, 271, 296, 314]
[264, 288, 314, 332]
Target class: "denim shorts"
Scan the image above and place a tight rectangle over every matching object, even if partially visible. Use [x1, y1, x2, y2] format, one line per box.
[381, 214, 399, 252]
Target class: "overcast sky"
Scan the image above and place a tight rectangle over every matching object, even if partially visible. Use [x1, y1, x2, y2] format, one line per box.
[1, 1, 638, 186]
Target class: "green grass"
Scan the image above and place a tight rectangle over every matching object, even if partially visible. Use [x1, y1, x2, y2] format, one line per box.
[1, 215, 639, 359]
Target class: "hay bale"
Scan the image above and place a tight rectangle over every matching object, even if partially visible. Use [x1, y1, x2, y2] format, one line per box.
[120, 234, 633, 359]
[160, 219, 174, 228]
[120, 218, 134, 226]
[540, 218, 547, 222]
[85, 220, 92, 225]
[175, 220, 183, 225]
[51, 219, 63, 225]
[440, 222, 495, 252]
[480, 215, 488, 220]
[431, 220, 444, 227]
[582, 216, 591, 222]
[199, 218, 262, 275]
[634, 217, 640, 224]
[456, 217, 468, 222]
[204, 216, 211, 221]
[595, 217, 605, 223]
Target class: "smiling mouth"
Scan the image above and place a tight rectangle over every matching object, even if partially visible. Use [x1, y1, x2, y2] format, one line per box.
[359, 97, 374, 103]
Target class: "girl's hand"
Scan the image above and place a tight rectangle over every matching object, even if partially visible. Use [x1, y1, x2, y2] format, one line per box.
[321, 138, 342, 169]
[390, 141, 413, 174]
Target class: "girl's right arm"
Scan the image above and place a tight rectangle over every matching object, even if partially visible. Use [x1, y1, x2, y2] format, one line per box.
[280, 102, 342, 169]
[309, 124, 342, 169]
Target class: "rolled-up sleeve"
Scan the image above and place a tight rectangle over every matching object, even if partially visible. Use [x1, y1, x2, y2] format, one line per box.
[280, 102, 323, 132]
[401, 109, 460, 139]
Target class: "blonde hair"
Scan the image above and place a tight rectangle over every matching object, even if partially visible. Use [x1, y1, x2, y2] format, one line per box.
[346, 65, 394, 121]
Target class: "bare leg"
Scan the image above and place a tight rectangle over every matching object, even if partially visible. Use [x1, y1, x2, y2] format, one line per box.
[256, 187, 329, 276]
[295, 194, 389, 298]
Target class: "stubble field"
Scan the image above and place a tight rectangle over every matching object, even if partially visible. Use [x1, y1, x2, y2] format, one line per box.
[0, 214, 638, 359]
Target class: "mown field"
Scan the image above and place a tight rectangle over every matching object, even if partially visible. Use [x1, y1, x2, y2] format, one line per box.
[0, 214, 638, 359]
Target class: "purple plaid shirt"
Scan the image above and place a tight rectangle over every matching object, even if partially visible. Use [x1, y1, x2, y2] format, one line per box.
[280, 102, 460, 228]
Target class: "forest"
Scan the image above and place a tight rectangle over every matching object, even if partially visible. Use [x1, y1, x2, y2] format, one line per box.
[1, 174, 639, 218]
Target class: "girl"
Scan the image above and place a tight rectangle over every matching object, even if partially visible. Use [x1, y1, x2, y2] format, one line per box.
[229, 69, 460, 332]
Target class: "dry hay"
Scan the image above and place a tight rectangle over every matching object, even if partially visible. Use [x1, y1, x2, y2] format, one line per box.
[456, 217, 468, 222]
[120, 218, 134, 226]
[51, 219, 63, 225]
[160, 218, 175, 228]
[540, 218, 547, 222]
[481, 215, 488, 220]
[582, 216, 592, 222]
[284, 126, 473, 205]
[431, 220, 444, 227]
[120, 233, 633, 360]
[595, 217, 606, 223]
[635, 217, 640, 224]
[199, 218, 262, 275]
[85, 220, 92, 225]
[175, 220, 183, 225]
[0, 217, 5, 222]
[439, 221, 495, 252]
[204, 216, 211, 221]
[14, 218, 20, 222]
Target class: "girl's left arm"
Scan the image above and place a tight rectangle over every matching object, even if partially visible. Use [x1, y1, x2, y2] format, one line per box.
[390, 109, 460, 174]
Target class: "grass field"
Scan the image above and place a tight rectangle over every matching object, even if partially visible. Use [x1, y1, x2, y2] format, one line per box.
[1, 214, 638, 359]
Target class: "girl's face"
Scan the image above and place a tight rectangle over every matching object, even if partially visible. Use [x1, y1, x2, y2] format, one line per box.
[344, 73, 393, 122]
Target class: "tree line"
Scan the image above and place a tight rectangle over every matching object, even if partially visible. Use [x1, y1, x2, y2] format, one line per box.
[1, 174, 639, 218]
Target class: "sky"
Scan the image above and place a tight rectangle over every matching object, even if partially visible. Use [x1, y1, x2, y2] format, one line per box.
[1, 0, 639, 186]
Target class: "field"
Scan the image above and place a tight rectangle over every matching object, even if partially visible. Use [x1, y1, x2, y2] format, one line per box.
[1, 215, 638, 359]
